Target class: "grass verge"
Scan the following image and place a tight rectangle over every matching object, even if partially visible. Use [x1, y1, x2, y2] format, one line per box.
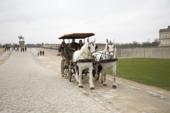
[107, 58, 170, 90]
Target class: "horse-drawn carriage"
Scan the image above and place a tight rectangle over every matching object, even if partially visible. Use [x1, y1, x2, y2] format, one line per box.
[58, 33, 94, 81]
[58, 33, 118, 89]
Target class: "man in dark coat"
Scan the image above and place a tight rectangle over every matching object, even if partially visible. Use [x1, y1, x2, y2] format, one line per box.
[69, 39, 79, 51]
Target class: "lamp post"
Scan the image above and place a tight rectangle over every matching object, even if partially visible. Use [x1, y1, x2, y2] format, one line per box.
[18, 35, 25, 52]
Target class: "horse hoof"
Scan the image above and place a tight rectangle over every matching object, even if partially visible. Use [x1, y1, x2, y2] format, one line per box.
[103, 84, 107, 86]
[79, 85, 83, 88]
[112, 85, 117, 89]
[90, 87, 95, 90]
[95, 78, 99, 81]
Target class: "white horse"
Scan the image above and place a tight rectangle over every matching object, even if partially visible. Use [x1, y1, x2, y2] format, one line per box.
[73, 39, 97, 89]
[93, 39, 117, 88]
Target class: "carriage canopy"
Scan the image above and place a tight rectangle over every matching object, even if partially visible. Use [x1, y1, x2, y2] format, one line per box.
[58, 33, 95, 39]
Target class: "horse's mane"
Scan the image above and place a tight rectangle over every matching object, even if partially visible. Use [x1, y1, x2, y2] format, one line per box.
[73, 42, 93, 61]
[103, 43, 108, 53]
[93, 42, 116, 61]
[79, 42, 89, 54]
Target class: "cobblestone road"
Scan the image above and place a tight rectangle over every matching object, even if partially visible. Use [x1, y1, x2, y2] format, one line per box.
[0, 49, 170, 113]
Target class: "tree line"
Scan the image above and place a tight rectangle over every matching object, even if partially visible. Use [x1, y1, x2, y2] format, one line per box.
[116, 39, 159, 48]
[0, 39, 160, 48]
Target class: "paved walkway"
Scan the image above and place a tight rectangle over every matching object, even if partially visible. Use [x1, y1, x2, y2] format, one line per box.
[0, 48, 3, 56]
[0, 50, 111, 113]
[0, 49, 170, 113]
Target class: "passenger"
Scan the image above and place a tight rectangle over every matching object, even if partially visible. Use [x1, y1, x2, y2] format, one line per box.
[78, 40, 84, 49]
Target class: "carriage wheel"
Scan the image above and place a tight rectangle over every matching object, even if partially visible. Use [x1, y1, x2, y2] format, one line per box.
[61, 59, 65, 77]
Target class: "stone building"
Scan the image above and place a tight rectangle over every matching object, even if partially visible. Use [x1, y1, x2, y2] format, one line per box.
[159, 26, 170, 46]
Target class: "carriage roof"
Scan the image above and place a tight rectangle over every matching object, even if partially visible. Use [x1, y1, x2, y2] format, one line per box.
[58, 33, 95, 39]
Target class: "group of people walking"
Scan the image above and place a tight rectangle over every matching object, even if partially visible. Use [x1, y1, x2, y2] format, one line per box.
[2, 44, 27, 52]
[37, 50, 45, 56]
[20, 47, 27, 52]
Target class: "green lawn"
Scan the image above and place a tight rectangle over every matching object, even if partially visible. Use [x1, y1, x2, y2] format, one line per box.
[107, 58, 170, 90]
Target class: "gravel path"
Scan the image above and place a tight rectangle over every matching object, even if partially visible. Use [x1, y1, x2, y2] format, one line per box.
[0, 48, 170, 113]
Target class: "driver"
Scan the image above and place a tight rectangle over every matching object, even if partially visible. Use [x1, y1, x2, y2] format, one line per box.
[69, 39, 79, 51]
[78, 39, 84, 49]
[58, 40, 66, 52]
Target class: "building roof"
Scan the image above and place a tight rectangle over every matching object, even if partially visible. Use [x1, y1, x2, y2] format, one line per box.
[159, 26, 170, 32]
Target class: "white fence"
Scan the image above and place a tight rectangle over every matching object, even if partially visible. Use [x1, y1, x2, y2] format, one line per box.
[117, 47, 170, 59]
[42, 43, 170, 59]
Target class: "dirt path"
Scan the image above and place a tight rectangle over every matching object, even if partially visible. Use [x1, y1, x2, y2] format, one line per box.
[32, 48, 170, 113]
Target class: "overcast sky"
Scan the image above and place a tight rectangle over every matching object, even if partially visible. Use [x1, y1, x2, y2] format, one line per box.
[0, 0, 170, 44]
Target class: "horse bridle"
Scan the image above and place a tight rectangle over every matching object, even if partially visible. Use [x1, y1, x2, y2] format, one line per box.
[83, 43, 97, 58]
